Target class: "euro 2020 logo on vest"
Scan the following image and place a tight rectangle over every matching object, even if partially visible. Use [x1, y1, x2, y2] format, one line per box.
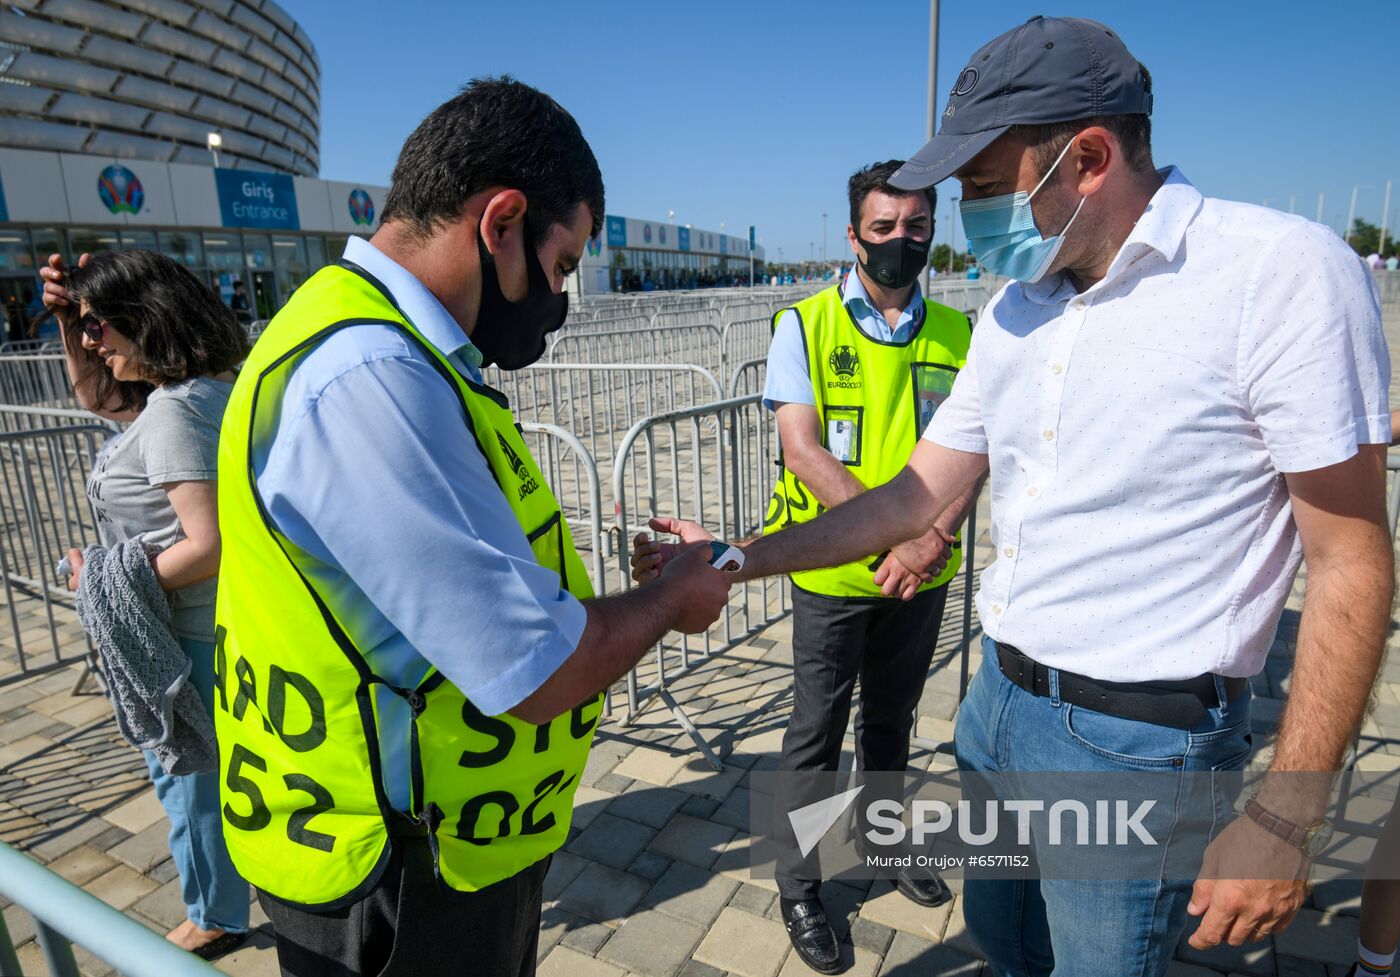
[97, 165, 144, 216]
[348, 188, 375, 226]
[828, 345, 862, 385]
[496, 432, 539, 500]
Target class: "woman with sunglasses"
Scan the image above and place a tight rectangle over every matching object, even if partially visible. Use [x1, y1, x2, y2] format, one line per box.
[46, 249, 252, 959]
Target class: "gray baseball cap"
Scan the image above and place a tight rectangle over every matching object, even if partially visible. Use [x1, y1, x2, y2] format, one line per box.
[890, 15, 1153, 190]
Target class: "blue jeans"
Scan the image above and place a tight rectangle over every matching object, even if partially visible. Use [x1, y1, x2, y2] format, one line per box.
[956, 637, 1252, 977]
[142, 637, 249, 934]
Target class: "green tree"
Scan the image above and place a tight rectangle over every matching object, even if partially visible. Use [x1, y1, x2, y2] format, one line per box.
[929, 244, 969, 273]
[1347, 218, 1382, 256]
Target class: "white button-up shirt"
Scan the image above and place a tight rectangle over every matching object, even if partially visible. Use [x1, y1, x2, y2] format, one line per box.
[926, 167, 1390, 682]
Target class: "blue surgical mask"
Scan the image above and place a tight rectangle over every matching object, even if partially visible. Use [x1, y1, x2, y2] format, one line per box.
[959, 137, 1086, 283]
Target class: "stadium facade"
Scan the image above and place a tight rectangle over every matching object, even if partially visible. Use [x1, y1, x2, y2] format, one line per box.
[0, 0, 319, 174]
[0, 0, 764, 341]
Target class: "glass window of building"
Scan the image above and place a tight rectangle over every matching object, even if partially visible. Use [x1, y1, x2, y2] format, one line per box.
[203, 233, 245, 310]
[242, 234, 272, 275]
[69, 228, 120, 257]
[0, 228, 33, 274]
[272, 235, 309, 307]
[240, 234, 277, 320]
[306, 236, 327, 273]
[159, 232, 205, 270]
[31, 228, 61, 267]
[325, 235, 349, 262]
[120, 229, 157, 251]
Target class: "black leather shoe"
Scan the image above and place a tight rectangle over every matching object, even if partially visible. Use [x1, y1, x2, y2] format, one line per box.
[780, 898, 842, 974]
[895, 864, 951, 907]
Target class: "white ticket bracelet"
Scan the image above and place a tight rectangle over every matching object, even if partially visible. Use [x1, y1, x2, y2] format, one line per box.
[706, 541, 745, 573]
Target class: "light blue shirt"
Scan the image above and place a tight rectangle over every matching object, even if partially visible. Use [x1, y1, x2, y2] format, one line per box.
[252, 236, 586, 812]
[762, 265, 926, 410]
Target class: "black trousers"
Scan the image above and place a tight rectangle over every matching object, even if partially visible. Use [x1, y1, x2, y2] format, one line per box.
[776, 583, 948, 901]
[258, 838, 548, 977]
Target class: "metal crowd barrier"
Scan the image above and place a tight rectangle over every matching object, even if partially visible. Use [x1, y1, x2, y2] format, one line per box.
[518, 421, 607, 597]
[485, 363, 723, 498]
[728, 358, 766, 399]
[607, 391, 984, 768]
[609, 394, 790, 767]
[0, 414, 116, 687]
[0, 353, 71, 410]
[652, 308, 718, 329]
[0, 339, 60, 355]
[719, 316, 771, 372]
[550, 324, 726, 376]
[0, 840, 220, 977]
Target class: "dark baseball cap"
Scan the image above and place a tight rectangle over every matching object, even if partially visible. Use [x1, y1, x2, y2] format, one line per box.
[890, 15, 1153, 190]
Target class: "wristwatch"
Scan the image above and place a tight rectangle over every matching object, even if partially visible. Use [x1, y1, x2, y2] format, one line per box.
[1243, 794, 1334, 857]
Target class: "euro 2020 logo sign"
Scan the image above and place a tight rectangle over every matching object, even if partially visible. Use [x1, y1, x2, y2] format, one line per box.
[829, 345, 861, 380]
[348, 188, 375, 226]
[97, 165, 144, 216]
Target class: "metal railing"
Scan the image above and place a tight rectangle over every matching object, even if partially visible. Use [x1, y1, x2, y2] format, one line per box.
[728, 358, 767, 399]
[609, 394, 790, 767]
[0, 415, 115, 686]
[550, 324, 725, 376]
[0, 339, 61, 355]
[519, 421, 607, 597]
[0, 840, 221, 977]
[0, 353, 71, 410]
[719, 316, 771, 372]
[484, 363, 723, 499]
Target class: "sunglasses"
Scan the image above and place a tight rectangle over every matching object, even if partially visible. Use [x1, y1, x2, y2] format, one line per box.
[80, 314, 108, 343]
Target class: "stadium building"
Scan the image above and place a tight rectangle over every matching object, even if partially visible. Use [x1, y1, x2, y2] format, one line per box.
[0, 0, 762, 342]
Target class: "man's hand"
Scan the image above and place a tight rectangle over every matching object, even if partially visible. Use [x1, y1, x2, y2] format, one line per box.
[40, 252, 89, 322]
[874, 525, 955, 600]
[65, 547, 84, 592]
[657, 543, 732, 633]
[1186, 817, 1309, 948]
[630, 516, 713, 584]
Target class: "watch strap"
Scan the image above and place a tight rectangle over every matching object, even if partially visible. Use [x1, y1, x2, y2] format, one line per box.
[1243, 795, 1308, 850]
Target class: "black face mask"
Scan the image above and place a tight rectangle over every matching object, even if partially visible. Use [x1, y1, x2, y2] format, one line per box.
[854, 233, 932, 290]
[472, 218, 568, 370]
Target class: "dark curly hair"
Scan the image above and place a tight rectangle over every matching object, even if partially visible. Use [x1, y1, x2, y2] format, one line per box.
[64, 250, 249, 413]
[848, 160, 937, 232]
[381, 75, 605, 246]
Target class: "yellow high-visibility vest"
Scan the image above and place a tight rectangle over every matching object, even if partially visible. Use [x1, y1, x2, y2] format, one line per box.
[214, 262, 599, 908]
[764, 282, 970, 597]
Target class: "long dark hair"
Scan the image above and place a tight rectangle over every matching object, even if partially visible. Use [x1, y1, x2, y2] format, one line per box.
[65, 250, 250, 412]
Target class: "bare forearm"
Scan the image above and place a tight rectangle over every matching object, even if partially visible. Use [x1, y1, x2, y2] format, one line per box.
[741, 468, 932, 581]
[1261, 538, 1393, 818]
[150, 538, 220, 591]
[509, 582, 684, 723]
[787, 446, 867, 510]
[933, 475, 985, 534]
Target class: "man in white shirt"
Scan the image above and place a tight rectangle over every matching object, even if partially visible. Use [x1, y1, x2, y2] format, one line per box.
[636, 15, 1392, 976]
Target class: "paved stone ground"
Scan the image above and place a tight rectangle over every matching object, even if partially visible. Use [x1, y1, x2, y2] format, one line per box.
[2, 512, 1398, 977]
[1, 293, 1398, 976]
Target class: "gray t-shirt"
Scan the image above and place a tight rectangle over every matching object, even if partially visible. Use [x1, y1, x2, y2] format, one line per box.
[87, 377, 233, 642]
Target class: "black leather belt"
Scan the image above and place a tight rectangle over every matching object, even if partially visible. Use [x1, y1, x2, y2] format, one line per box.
[995, 642, 1249, 730]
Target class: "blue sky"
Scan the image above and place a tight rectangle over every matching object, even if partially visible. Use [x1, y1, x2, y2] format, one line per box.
[292, 0, 1400, 260]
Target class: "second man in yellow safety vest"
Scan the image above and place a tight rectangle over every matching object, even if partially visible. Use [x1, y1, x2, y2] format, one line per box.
[760, 161, 980, 974]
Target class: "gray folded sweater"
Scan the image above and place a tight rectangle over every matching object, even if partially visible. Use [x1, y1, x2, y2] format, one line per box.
[75, 541, 218, 775]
